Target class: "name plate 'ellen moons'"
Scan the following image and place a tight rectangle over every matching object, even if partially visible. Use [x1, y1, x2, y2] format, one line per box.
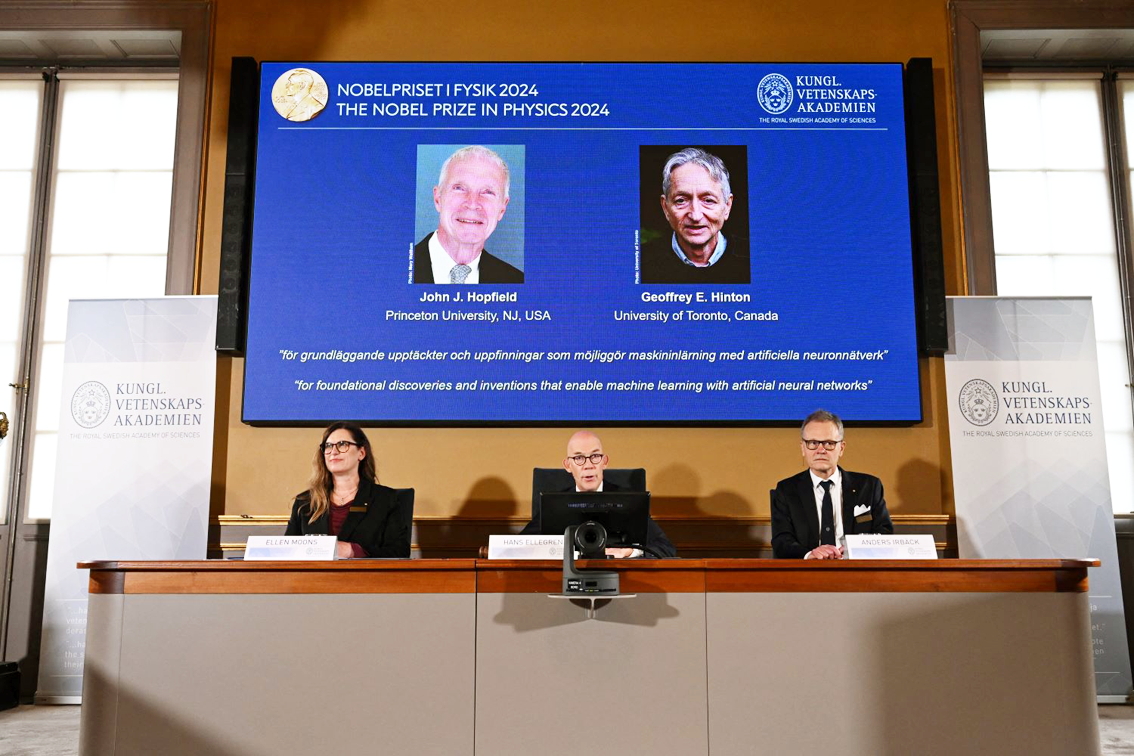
[842, 534, 938, 560]
[244, 535, 338, 560]
[487, 535, 564, 560]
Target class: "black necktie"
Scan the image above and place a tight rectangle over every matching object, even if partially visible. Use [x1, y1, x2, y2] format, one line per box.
[819, 480, 835, 546]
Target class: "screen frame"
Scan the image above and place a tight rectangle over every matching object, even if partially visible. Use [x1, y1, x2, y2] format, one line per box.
[239, 60, 927, 428]
[538, 490, 652, 547]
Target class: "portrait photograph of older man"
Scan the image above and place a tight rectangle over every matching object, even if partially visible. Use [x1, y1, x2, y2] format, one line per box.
[638, 145, 750, 284]
[412, 144, 525, 284]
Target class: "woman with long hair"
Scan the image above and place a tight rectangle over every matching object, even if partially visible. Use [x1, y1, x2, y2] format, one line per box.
[284, 422, 410, 558]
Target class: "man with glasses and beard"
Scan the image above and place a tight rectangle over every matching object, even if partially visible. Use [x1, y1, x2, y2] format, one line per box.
[520, 430, 676, 558]
[771, 410, 893, 559]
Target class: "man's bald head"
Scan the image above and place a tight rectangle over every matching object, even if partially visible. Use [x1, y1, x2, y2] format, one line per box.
[563, 430, 608, 491]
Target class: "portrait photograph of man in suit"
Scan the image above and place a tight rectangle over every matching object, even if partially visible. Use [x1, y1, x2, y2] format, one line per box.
[638, 145, 750, 285]
[412, 144, 525, 284]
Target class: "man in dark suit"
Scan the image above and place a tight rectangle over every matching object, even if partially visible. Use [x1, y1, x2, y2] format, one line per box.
[640, 147, 749, 284]
[520, 430, 676, 558]
[413, 145, 523, 284]
[771, 409, 893, 559]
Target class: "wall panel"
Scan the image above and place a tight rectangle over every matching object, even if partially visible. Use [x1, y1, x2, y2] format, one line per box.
[197, 0, 961, 523]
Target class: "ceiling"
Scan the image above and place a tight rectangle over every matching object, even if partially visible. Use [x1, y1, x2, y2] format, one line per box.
[0, 30, 181, 67]
[982, 28, 1134, 65]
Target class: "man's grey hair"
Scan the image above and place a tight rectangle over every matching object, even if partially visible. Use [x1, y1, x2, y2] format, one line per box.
[437, 145, 510, 200]
[801, 409, 844, 439]
[661, 147, 731, 199]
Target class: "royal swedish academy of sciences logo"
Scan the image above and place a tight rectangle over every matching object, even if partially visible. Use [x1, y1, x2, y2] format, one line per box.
[71, 381, 111, 429]
[958, 378, 999, 427]
[757, 73, 793, 115]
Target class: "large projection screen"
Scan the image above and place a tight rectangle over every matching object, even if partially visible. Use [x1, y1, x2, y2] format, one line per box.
[243, 62, 921, 425]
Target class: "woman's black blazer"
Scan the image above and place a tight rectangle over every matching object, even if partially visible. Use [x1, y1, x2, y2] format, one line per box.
[285, 478, 410, 558]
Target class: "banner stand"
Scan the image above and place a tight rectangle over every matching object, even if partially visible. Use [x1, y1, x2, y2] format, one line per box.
[36, 296, 217, 703]
[945, 296, 1132, 700]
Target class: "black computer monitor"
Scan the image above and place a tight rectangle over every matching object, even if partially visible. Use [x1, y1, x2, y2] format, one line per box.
[538, 491, 651, 547]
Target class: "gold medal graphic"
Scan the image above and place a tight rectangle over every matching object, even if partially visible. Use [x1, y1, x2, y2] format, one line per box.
[271, 68, 329, 122]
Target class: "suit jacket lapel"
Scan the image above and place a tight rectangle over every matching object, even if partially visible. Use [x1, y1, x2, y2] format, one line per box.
[796, 472, 819, 548]
[337, 478, 372, 542]
[307, 509, 330, 535]
[840, 468, 858, 535]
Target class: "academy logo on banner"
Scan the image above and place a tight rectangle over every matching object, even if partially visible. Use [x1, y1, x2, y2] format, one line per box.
[70, 381, 111, 428]
[957, 378, 998, 426]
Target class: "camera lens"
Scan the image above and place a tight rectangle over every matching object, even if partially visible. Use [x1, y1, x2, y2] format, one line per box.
[574, 521, 607, 557]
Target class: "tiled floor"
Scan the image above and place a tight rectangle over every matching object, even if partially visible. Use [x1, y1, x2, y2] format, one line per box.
[1102, 705, 1134, 755]
[2, 703, 1133, 754]
[0, 704, 79, 756]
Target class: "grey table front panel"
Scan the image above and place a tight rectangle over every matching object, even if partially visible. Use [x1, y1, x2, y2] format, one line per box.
[475, 592, 709, 756]
[81, 574, 1101, 756]
[80, 593, 123, 755]
[84, 593, 474, 756]
[707, 592, 1100, 756]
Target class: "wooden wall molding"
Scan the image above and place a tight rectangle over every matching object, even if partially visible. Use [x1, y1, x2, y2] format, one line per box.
[210, 513, 958, 559]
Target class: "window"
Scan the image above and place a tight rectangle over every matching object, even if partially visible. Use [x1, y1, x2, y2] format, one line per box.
[4, 74, 179, 522]
[984, 73, 1134, 512]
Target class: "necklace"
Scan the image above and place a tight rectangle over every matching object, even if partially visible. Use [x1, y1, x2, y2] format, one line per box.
[332, 485, 358, 505]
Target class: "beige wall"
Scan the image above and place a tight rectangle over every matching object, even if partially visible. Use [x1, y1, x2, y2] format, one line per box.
[198, 0, 962, 521]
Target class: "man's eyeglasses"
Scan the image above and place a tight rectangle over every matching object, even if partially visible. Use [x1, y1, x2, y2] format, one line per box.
[802, 439, 842, 451]
[568, 453, 606, 466]
[321, 440, 360, 454]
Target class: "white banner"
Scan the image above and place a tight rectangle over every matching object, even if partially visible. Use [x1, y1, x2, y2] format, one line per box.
[945, 296, 1132, 698]
[36, 297, 217, 702]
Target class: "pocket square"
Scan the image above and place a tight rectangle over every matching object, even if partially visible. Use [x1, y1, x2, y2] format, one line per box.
[853, 504, 870, 517]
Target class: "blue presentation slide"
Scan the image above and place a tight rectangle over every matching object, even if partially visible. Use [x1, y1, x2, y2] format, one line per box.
[243, 62, 921, 424]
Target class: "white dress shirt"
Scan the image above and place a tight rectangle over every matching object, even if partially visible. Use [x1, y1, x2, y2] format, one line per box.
[428, 232, 482, 284]
[810, 467, 844, 547]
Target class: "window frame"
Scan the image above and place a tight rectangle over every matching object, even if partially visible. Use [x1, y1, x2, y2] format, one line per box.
[951, 0, 1134, 295]
[21, 70, 183, 523]
[0, 1, 209, 528]
[0, 0, 211, 296]
[952, 1, 1134, 517]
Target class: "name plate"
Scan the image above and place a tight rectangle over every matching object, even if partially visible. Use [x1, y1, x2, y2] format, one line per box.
[244, 535, 338, 560]
[842, 534, 938, 560]
[488, 535, 565, 560]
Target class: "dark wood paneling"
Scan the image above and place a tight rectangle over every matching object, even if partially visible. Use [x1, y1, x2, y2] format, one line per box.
[210, 514, 957, 560]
